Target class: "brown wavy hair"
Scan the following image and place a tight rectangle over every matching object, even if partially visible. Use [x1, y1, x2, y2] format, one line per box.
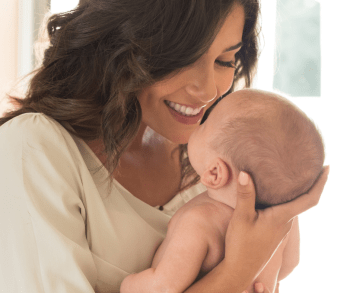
[0, 0, 260, 193]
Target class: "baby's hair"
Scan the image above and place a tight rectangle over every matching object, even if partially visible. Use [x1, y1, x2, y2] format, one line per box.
[211, 90, 325, 208]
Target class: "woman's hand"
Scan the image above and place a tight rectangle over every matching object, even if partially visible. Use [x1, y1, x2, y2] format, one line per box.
[246, 282, 275, 293]
[224, 166, 329, 287]
[242, 282, 272, 293]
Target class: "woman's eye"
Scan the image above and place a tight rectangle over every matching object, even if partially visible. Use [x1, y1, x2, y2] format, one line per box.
[215, 59, 236, 68]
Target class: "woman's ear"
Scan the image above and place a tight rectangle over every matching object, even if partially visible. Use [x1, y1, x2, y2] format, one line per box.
[200, 158, 230, 189]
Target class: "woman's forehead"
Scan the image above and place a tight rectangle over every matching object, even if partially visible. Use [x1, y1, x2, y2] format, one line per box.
[208, 5, 245, 54]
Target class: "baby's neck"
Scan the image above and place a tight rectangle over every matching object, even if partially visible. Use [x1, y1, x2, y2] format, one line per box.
[206, 187, 237, 210]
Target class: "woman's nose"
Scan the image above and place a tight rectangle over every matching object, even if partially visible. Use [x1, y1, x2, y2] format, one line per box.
[185, 65, 218, 104]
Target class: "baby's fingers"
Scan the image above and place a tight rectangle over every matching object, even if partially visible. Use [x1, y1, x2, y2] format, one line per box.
[274, 165, 330, 223]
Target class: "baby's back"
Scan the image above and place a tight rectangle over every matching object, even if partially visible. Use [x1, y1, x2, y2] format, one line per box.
[152, 192, 234, 277]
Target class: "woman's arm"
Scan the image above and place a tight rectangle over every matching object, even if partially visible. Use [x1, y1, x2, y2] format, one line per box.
[246, 217, 300, 293]
[278, 216, 300, 281]
[183, 168, 329, 293]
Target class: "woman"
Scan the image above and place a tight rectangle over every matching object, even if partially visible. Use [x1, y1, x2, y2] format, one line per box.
[0, 0, 328, 292]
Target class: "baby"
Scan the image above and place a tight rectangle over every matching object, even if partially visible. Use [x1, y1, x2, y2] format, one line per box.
[120, 89, 325, 293]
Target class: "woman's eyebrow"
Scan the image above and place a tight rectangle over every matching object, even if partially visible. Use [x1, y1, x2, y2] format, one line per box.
[224, 42, 243, 52]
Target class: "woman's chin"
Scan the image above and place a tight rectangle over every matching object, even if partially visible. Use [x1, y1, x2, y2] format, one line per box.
[166, 134, 191, 145]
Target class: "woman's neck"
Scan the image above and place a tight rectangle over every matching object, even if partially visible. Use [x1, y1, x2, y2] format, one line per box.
[128, 121, 179, 156]
[85, 122, 183, 207]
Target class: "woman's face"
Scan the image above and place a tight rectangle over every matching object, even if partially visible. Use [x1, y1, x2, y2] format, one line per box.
[138, 5, 245, 144]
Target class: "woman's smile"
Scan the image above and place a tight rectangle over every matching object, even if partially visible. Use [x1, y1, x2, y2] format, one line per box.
[164, 100, 205, 116]
[164, 100, 205, 125]
[137, 4, 245, 144]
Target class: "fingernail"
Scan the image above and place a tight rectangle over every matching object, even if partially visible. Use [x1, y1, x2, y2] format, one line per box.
[238, 171, 249, 186]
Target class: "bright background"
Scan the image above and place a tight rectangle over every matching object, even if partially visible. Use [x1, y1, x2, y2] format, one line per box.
[50, 0, 78, 14]
[256, 1, 350, 291]
[0, 0, 349, 291]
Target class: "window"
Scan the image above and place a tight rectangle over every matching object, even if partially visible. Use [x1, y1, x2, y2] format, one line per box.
[255, 0, 321, 97]
[255, 1, 350, 293]
[50, 0, 79, 14]
[274, 0, 321, 97]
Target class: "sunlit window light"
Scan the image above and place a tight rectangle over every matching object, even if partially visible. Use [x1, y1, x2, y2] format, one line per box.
[50, 0, 79, 14]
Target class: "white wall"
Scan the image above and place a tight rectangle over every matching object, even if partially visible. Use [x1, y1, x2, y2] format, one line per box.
[0, 0, 18, 115]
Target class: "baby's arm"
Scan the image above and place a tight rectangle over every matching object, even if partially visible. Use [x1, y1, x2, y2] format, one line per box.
[120, 209, 210, 293]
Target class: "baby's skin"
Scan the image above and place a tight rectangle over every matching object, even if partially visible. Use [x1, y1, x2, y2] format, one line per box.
[120, 90, 305, 293]
[121, 191, 299, 293]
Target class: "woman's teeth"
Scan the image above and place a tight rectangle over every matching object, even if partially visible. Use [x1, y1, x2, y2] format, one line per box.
[166, 101, 202, 116]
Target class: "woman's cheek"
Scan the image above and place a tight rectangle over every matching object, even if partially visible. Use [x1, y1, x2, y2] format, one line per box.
[217, 70, 235, 96]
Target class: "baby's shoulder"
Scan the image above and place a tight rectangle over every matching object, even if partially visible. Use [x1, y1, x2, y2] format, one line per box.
[169, 202, 220, 235]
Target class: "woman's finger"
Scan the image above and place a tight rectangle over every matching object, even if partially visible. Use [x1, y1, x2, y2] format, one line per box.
[235, 171, 257, 220]
[254, 282, 265, 293]
[272, 165, 330, 223]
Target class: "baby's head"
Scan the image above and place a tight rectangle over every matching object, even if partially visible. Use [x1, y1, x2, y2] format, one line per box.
[188, 89, 325, 208]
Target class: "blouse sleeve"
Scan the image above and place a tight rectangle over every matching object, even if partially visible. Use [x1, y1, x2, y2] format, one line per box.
[0, 113, 98, 293]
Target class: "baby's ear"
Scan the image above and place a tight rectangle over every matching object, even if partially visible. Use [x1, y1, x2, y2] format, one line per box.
[200, 158, 230, 189]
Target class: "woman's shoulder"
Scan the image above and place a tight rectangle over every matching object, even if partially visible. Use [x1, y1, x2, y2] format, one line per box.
[0, 112, 75, 151]
[1, 112, 65, 135]
[0, 112, 86, 194]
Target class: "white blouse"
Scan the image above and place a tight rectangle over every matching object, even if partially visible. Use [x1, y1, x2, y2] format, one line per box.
[0, 113, 206, 293]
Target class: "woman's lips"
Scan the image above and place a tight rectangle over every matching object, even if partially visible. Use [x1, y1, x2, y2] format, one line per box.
[165, 102, 205, 125]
